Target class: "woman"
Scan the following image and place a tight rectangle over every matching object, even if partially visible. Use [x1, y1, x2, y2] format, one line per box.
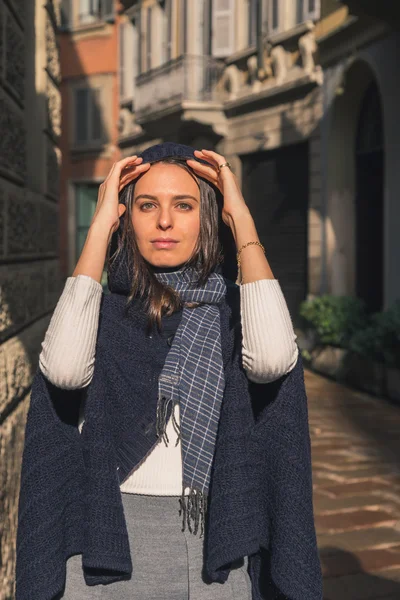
[15, 143, 323, 600]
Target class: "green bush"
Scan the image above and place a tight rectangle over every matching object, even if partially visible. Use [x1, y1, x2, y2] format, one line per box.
[349, 300, 400, 367]
[299, 295, 368, 348]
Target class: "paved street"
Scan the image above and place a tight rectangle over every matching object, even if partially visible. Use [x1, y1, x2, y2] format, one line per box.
[306, 370, 400, 599]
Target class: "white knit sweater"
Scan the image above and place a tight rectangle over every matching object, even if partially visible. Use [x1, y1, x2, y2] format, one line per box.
[39, 275, 298, 495]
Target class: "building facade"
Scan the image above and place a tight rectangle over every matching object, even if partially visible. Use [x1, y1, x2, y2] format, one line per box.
[118, 0, 400, 324]
[59, 0, 120, 285]
[0, 1, 62, 596]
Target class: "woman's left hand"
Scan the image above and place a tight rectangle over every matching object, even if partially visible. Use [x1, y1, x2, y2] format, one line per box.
[186, 149, 250, 228]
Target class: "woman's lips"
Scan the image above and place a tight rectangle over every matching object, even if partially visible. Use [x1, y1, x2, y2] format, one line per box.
[151, 240, 179, 249]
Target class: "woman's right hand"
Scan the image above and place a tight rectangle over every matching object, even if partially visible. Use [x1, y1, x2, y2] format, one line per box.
[91, 155, 150, 235]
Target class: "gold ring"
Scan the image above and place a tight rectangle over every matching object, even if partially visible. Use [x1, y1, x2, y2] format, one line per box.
[218, 162, 231, 172]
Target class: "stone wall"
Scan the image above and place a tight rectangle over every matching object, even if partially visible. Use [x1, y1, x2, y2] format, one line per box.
[0, 1, 62, 598]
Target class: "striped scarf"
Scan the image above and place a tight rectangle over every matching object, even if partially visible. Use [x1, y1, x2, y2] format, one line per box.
[154, 268, 226, 536]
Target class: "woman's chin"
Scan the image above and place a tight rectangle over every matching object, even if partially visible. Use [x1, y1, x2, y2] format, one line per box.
[144, 256, 188, 270]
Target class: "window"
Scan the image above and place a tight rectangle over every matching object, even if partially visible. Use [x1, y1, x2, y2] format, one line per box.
[212, 0, 235, 57]
[162, 0, 173, 63]
[75, 184, 108, 288]
[296, 0, 320, 25]
[269, 0, 280, 34]
[101, 0, 114, 21]
[181, 0, 188, 54]
[74, 88, 103, 145]
[248, 0, 258, 47]
[78, 0, 114, 25]
[60, 0, 72, 28]
[195, 0, 212, 56]
[119, 20, 138, 101]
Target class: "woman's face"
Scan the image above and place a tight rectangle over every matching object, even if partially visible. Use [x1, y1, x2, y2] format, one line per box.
[131, 162, 201, 268]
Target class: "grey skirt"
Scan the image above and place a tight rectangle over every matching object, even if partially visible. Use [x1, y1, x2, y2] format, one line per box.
[58, 492, 252, 600]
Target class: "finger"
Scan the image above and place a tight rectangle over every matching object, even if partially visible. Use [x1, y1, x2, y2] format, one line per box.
[186, 160, 223, 193]
[187, 159, 218, 182]
[119, 162, 150, 182]
[118, 164, 150, 191]
[121, 157, 143, 172]
[195, 149, 226, 166]
[110, 155, 140, 180]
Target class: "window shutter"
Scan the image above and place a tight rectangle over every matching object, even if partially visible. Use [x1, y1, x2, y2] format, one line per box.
[146, 7, 152, 71]
[181, 0, 188, 54]
[120, 21, 136, 100]
[119, 22, 126, 98]
[75, 89, 89, 144]
[137, 9, 142, 75]
[212, 0, 235, 57]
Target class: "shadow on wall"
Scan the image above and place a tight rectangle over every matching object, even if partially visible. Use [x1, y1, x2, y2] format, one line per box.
[320, 546, 400, 599]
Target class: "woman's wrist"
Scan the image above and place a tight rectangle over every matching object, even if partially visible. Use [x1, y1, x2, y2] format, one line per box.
[226, 209, 275, 283]
[72, 220, 113, 281]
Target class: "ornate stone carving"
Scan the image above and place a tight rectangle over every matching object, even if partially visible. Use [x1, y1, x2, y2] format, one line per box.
[46, 260, 63, 308]
[247, 55, 262, 92]
[118, 108, 144, 138]
[5, 7, 25, 103]
[298, 31, 317, 74]
[48, 0, 62, 28]
[7, 191, 39, 255]
[0, 4, 4, 80]
[5, 0, 26, 25]
[46, 141, 61, 199]
[0, 89, 26, 180]
[221, 64, 241, 101]
[46, 13, 61, 83]
[39, 201, 59, 254]
[0, 264, 46, 339]
[270, 45, 288, 85]
[0, 189, 4, 257]
[0, 392, 30, 599]
[46, 76, 62, 138]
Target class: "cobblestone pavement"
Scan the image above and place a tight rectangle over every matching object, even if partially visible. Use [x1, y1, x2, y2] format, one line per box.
[306, 369, 400, 600]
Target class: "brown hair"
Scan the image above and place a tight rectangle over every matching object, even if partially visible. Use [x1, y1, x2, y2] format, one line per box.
[106, 157, 222, 331]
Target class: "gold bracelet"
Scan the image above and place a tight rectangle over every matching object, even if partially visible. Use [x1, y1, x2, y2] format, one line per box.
[237, 241, 265, 268]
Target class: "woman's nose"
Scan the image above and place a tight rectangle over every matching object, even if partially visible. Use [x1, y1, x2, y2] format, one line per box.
[157, 207, 173, 230]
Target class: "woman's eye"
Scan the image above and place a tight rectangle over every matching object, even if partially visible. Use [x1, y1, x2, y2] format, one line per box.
[140, 202, 155, 210]
[140, 202, 192, 210]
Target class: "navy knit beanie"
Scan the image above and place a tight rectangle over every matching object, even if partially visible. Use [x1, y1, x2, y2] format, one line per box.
[139, 142, 210, 166]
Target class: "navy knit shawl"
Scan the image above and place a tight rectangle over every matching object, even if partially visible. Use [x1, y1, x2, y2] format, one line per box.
[15, 279, 323, 600]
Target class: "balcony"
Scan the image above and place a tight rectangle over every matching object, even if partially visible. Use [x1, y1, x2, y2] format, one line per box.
[135, 55, 225, 124]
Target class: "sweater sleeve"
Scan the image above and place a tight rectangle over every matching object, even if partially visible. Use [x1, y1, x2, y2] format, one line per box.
[239, 279, 299, 384]
[38, 274, 103, 390]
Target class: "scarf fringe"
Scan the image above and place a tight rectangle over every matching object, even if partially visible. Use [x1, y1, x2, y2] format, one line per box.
[156, 395, 208, 537]
[179, 486, 208, 538]
[156, 394, 181, 446]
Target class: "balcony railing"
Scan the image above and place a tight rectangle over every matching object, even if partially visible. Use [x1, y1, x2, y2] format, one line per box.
[135, 55, 225, 122]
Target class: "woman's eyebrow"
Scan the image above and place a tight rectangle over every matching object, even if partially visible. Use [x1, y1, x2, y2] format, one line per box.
[135, 194, 199, 202]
